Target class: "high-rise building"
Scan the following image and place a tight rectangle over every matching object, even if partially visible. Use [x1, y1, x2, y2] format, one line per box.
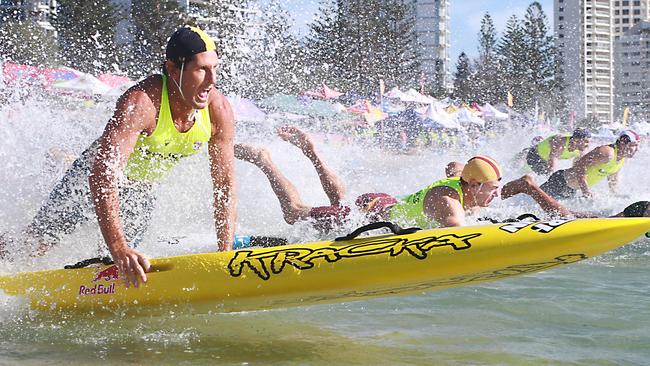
[183, 1, 262, 42]
[111, 0, 262, 46]
[555, 0, 650, 125]
[613, 0, 650, 37]
[341, 0, 451, 92]
[0, 0, 58, 35]
[414, 0, 451, 92]
[615, 21, 650, 122]
[554, 0, 615, 124]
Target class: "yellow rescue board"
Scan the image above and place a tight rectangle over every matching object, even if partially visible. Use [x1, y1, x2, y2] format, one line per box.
[1, 218, 648, 315]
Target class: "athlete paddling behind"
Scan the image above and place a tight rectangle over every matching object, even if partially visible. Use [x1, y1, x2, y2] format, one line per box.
[540, 130, 640, 200]
[236, 126, 573, 231]
[526, 129, 591, 176]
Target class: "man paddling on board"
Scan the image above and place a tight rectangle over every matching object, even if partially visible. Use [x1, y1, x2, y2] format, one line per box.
[15, 26, 237, 287]
[526, 129, 592, 176]
[235, 126, 572, 231]
[439, 163, 650, 220]
[540, 130, 640, 200]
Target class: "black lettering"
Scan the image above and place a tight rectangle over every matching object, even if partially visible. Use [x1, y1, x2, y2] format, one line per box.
[228, 233, 483, 280]
[228, 250, 274, 280]
[272, 249, 314, 273]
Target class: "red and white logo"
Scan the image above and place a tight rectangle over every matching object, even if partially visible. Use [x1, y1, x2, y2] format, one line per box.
[79, 265, 119, 296]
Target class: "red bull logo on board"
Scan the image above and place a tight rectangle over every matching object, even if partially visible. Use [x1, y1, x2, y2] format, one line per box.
[78, 265, 119, 296]
[92, 265, 119, 282]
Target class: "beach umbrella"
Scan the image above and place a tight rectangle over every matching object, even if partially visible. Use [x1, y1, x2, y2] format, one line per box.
[303, 83, 344, 100]
[104, 82, 135, 97]
[259, 94, 341, 119]
[445, 104, 458, 114]
[423, 103, 461, 129]
[346, 99, 370, 114]
[52, 67, 80, 82]
[2, 62, 81, 88]
[482, 103, 509, 120]
[363, 104, 388, 125]
[98, 74, 132, 89]
[52, 72, 112, 95]
[401, 88, 433, 104]
[384, 87, 408, 100]
[455, 107, 485, 127]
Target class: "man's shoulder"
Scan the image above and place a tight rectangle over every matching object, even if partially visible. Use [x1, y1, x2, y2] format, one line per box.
[427, 184, 462, 204]
[117, 76, 161, 110]
[550, 134, 567, 147]
[125, 75, 160, 97]
[578, 144, 614, 165]
[207, 89, 234, 124]
[208, 89, 229, 108]
[593, 144, 616, 157]
[110, 76, 162, 131]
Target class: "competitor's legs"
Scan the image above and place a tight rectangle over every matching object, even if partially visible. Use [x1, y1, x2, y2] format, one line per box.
[501, 175, 575, 217]
[277, 126, 346, 206]
[235, 144, 311, 224]
[27, 144, 99, 255]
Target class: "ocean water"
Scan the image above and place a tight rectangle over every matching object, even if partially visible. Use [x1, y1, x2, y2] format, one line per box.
[0, 93, 649, 365]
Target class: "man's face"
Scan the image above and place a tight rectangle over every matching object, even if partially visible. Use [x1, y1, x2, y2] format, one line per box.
[169, 51, 219, 109]
[471, 180, 500, 207]
[571, 137, 590, 151]
[621, 139, 639, 158]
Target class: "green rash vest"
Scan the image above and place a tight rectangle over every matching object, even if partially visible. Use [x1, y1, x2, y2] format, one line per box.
[584, 145, 625, 187]
[536, 135, 581, 161]
[389, 177, 464, 228]
[124, 75, 212, 182]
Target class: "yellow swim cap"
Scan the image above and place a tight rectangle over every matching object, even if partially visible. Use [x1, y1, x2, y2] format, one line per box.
[461, 155, 502, 183]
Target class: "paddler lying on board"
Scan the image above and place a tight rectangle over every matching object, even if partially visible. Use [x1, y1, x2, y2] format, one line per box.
[236, 126, 583, 231]
[525, 129, 592, 176]
[1, 26, 237, 288]
[445, 162, 650, 220]
[540, 130, 640, 200]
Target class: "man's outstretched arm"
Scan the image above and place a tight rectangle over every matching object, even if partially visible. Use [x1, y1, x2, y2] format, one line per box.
[208, 93, 237, 251]
[90, 89, 154, 287]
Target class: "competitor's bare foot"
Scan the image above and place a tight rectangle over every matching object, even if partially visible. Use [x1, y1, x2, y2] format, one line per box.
[277, 125, 315, 154]
[234, 144, 272, 167]
[501, 174, 535, 199]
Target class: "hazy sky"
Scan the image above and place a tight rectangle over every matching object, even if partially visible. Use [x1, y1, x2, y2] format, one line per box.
[284, 0, 554, 67]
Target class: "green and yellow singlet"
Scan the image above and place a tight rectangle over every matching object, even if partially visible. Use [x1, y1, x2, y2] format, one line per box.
[389, 177, 464, 228]
[124, 75, 212, 182]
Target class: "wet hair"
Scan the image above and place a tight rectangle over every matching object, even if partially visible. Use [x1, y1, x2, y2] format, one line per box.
[622, 201, 650, 217]
[571, 128, 591, 140]
[617, 130, 641, 145]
